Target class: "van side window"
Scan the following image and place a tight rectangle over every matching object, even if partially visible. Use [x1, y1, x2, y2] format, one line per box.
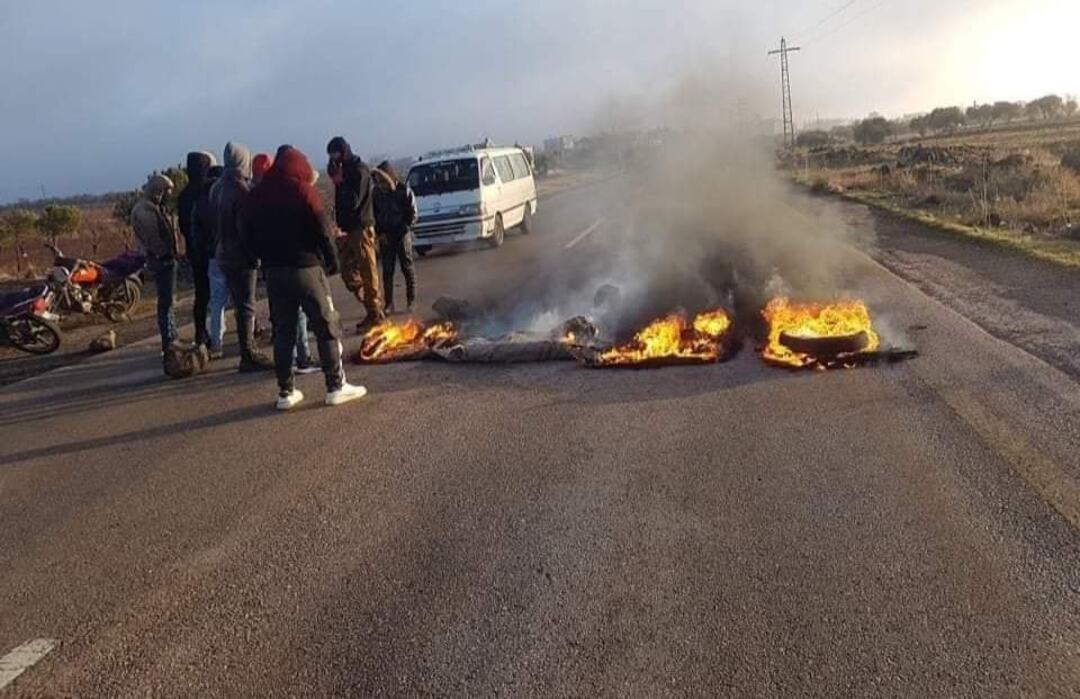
[510, 153, 531, 179]
[494, 156, 515, 183]
[481, 158, 496, 186]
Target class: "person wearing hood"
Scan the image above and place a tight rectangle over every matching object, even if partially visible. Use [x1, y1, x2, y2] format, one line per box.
[131, 173, 179, 353]
[191, 165, 226, 357]
[373, 161, 418, 313]
[178, 151, 216, 346]
[253, 151, 319, 375]
[326, 136, 384, 331]
[245, 146, 367, 410]
[208, 142, 273, 372]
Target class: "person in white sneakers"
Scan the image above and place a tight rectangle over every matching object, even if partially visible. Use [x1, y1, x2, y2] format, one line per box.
[243, 145, 367, 410]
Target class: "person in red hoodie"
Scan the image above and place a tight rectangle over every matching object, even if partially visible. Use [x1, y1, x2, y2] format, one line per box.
[244, 146, 367, 410]
[252, 153, 273, 184]
[253, 151, 318, 375]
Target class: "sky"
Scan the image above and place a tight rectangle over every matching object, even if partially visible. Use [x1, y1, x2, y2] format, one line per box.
[0, 0, 1077, 203]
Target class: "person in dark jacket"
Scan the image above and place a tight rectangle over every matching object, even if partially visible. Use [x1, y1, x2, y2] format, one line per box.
[373, 162, 417, 313]
[326, 136, 384, 331]
[245, 146, 367, 410]
[208, 142, 272, 372]
[191, 165, 226, 357]
[130, 173, 178, 353]
[178, 151, 216, 346]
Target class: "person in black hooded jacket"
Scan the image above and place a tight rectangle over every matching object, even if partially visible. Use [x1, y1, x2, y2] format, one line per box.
[373, 162, 417, 313]
[327, 136, 384, 331]
[178, 151, 214, 346]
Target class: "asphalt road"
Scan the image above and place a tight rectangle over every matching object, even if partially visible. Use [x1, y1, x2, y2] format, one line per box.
[1, 178, 1078, 696]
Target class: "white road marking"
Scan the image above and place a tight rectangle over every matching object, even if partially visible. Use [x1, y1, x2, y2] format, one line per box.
[0, 639, 56, 690]
[564, 217, 607, 250]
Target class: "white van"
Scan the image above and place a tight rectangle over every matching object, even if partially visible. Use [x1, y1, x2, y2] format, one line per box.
[407, 144, 538, 253]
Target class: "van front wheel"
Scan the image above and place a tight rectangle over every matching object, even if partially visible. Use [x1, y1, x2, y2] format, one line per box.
[488, 214, 505, 248]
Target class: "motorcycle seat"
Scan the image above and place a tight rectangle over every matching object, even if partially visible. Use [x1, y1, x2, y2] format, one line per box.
[0, 285, 46, 313]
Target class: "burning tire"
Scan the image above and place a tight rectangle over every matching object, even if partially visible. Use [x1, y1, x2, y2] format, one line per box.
[778, 331, 869, 357]
[578, 309, 738, 368]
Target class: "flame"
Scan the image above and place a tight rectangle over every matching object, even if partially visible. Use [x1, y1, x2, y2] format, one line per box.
[594, 309, 732, 366]
[359, 318, 458, 362]
[692, 309, 732, 338]
[762, 297, 880, 368]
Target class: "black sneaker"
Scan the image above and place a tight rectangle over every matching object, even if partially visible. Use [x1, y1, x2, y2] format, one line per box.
[294, 359, 321, 375]
[239, 351, 275, 373]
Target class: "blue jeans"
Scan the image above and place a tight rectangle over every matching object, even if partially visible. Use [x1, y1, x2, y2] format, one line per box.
[294, 309, 313, 365]
[207, 258, 229, 350]
[146, 257, 178, 351]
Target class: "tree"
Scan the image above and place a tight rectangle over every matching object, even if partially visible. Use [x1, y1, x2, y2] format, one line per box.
[1065, 96, 1078, 119]
[0, 210, 37, 274]
[992, 101, 1024, 125]
[829, 124, 855, 142]
[795, 130, 832, 148]
[927, 106, 967, 133]
[111, 190, 140, 251]
[1, 209, 39, 275]
[36, 204, 81, 248]
[908, 115, 930, 137]
[966, 104, 995, 129]
[1027, 94, 1063, 120]
[853, 117, 892, 145]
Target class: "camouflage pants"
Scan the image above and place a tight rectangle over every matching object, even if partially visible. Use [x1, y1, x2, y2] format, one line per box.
[337, 226, 382, 316]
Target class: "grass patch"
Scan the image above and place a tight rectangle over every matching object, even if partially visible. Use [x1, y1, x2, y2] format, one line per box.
[794, 174, 1080, 267]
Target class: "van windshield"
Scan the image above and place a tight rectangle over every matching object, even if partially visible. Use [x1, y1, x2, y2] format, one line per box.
[408, 159, 480, 196]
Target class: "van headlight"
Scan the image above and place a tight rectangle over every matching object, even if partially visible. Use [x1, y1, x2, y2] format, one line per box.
[458, 204, 482, 217]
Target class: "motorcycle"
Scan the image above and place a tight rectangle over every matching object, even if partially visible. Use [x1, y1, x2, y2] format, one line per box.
[0, 283, 62, 355]
[45, 244, 144, 322]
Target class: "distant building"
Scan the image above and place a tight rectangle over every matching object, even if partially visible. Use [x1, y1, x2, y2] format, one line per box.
[544, 135, 576, 155]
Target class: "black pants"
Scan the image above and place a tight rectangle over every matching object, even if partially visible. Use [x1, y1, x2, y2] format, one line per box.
[221, 264, 258, 358]
[380, 232, 416, 308]
[265, 266, 345, 393]
[190, 256, 210, 346]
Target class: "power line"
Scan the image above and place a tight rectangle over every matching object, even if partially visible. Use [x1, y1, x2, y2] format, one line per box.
[792, 0, 859, 39]
[802, 0, 890, 46]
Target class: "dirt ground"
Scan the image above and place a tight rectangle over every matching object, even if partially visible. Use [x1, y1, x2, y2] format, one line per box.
[792, 119, 1080, 265]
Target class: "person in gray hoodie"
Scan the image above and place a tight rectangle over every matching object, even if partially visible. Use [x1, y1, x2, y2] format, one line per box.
[208, 142, 273, 372]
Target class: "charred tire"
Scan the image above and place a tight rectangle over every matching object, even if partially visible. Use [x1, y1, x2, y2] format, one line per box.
[519, 204, 533, 234]
[8, 315, 62, 355]
[779, 331, 869, 357]
[488, 214, 505, 248]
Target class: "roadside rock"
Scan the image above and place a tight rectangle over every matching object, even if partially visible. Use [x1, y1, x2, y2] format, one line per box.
[89, 330, 117, 353]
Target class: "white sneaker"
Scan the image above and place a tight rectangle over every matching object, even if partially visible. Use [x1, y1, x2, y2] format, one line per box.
[325, 382, 367, 407]
[276, 389, 304, 411]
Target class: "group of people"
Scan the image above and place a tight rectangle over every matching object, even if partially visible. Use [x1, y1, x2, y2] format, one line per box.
[129, 137, 419, 410]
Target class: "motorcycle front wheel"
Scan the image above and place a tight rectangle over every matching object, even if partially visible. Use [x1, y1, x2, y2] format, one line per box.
[8, 315, 62, 355]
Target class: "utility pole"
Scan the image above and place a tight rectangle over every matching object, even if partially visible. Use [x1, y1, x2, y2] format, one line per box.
[768, 37, 801, 149]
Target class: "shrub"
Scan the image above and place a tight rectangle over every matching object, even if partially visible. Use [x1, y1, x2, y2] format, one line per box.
[853, 117, 891, 145]
[796, 130, 831, 148]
